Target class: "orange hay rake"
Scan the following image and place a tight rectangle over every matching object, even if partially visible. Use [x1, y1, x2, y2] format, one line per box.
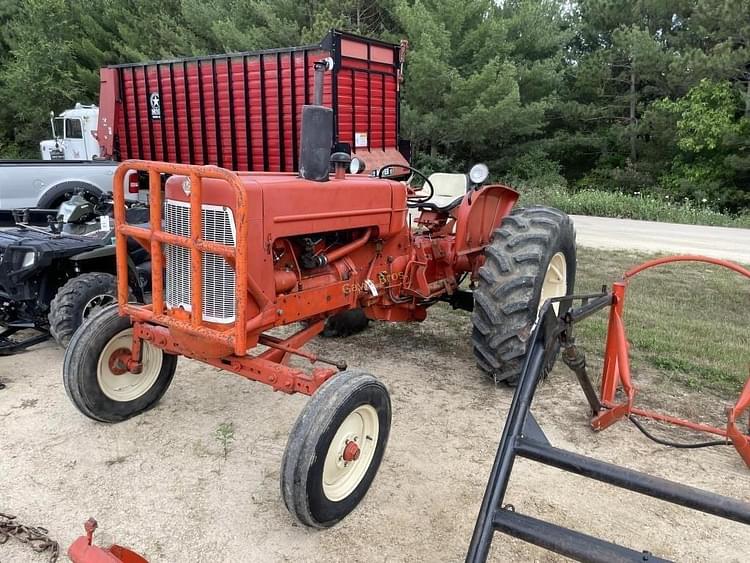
[591, 255, 750, 467]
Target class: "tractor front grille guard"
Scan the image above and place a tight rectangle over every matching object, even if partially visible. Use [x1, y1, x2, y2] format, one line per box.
[467, 255, 750, 562]
[113, 161, 339, 396]
[113, 160, 258, 356]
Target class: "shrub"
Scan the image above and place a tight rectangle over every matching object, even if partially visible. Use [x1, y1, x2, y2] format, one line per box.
[517, 183, 750, 228]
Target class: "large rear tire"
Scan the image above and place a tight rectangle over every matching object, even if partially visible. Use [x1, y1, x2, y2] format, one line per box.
[471, 206, 576, 384]
[281, 370, 391, 528]
[63, 305, 177, 422]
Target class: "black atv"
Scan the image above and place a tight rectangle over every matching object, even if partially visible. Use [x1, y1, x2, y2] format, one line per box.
[0, 190, 151, 354]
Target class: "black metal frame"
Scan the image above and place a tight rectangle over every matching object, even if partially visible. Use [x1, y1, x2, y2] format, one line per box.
[142, 67, 156, 160]
[130, 67, 143, 159]
[168, 62, 182, 163]
[466, 294, 750, 563]
[242, 54, 253, 170]
[226, 55, 238, 171]
[183, 60, 195, 164]
[155, 63, 168, 161]
[196, 59, 208, 165]
[211, 58, 223, 168]
[0, 326, 49, 357]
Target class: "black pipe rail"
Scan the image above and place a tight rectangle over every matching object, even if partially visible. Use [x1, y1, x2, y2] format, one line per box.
[466, 294, 750, 563]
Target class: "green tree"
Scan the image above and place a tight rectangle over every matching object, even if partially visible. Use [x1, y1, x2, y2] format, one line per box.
[657, 79, 750, 211]
[395, 0, 570, 178]
[0, 0, 86, 154]
[688, 0, 750, 116]
[567, 1, 697, 192]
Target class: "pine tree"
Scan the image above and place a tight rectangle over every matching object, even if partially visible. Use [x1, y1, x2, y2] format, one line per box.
[0, 0, 85, 153]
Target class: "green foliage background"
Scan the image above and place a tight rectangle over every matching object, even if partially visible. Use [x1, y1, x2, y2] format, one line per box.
[1, 0, 749, 212]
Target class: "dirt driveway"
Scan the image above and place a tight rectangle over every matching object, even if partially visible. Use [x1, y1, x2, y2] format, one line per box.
[1, 303, 748, 562]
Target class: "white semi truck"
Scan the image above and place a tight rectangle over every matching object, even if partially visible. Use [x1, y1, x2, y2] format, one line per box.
[1, 104, 119, 213]
[39, 103, 102, 161]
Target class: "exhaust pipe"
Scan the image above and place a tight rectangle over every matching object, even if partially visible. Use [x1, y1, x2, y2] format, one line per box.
[299, 58, 334, 182]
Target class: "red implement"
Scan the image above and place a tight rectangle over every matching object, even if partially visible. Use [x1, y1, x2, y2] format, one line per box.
[592, 255, 750, 467]
[68, 519, 147, 563]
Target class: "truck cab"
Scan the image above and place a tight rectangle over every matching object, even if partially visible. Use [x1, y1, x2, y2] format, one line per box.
[40, 103, 100, 161]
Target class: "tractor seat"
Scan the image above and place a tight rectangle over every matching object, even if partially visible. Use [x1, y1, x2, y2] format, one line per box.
[417, 173, 468, 212]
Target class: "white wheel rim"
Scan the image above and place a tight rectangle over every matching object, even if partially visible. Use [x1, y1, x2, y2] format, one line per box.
[322, 405, 379, 502]
[539, 252, 568, 316]
[96, 328, 163, 402]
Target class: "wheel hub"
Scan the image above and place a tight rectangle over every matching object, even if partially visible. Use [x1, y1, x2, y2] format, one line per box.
[342, 439, 361, 462]
[107, 348, 132, 375]
[539, 251, 568, 316]
[82, 294, 116, 321]
[96, 328, 163, 402]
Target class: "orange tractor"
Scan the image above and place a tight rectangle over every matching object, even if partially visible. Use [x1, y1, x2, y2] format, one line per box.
[63, 62, 576, 528]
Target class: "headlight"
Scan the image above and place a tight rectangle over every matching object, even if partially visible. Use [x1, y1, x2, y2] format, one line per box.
[349, 157, 366, 174]
[469, 163, 489, 185]
[21, 251, 36, 268]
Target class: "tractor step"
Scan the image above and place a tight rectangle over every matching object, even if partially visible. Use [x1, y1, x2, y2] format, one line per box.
[491, 508, 671, 563]
[466, 297, 750, 563]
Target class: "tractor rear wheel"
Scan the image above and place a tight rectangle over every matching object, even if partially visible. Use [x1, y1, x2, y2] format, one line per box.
[281, 370, 391, 528]
[471, 206, 576, 385]
[63, 305, 177, 422]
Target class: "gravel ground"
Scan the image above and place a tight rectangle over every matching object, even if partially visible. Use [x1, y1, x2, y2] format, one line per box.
[571, 215, 750, 262]
[1, 303, 749, 563]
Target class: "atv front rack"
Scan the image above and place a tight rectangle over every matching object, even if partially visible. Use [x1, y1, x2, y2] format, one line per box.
[466, 288, 750, 563]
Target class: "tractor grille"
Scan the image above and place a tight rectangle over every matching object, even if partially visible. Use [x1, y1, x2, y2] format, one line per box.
[164, 200, 236, 323]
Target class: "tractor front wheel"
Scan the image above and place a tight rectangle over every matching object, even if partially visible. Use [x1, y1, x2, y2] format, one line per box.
[281, 370, 391, 528]
[63, 305, 177, 422]
[471, 206, 576, 385]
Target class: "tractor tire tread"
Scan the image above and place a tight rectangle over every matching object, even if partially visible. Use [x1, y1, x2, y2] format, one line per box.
[471, 205, 576, 384]
[63, 305, 177, 423]
[281, 370, 390, 528]
[49, 272, 130, 348]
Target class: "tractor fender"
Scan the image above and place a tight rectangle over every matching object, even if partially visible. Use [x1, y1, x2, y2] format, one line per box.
[453, 185, 519, 256]
[37, 180, 103, 209]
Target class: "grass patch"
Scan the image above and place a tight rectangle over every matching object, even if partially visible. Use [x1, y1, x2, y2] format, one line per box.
[519, 186, 750, 228]
[573, 248, 750, 394]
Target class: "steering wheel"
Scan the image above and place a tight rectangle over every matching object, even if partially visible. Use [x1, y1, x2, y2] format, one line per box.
[377, 164, 435, 207]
